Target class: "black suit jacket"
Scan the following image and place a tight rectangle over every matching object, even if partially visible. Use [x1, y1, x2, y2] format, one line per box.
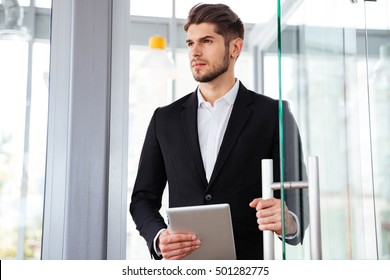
[130, 82, 309, 260]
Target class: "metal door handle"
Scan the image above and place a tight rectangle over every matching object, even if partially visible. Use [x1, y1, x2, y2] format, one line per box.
[261, 156, 322, 260]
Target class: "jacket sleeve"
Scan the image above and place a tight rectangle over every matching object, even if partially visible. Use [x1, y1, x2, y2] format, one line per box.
[273, 101, 310, 245]
[129, 109, 167, 259]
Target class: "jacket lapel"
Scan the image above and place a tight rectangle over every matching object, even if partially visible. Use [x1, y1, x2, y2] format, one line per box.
[180, 91, 208, 186]
[207, 83, 253, 189]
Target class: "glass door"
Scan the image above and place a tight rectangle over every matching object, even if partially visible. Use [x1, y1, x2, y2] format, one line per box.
[365, 0, 390, 260]
[257, 0, 389, 259]
[280, 0, 367, 260]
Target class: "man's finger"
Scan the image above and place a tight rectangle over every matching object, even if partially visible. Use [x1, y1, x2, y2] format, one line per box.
[249, 198, 262, 208]
[160, 232, 197, 245]
[160, 239, 201, 253]
[162, 242, 201, 260]
[255, 198, 280, 211]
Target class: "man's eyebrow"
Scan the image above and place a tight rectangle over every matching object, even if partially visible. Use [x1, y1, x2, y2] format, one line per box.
[186, 35, 215, 43]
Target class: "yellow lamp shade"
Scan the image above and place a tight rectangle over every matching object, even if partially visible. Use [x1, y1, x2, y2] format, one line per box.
[149, 36, 167, 49]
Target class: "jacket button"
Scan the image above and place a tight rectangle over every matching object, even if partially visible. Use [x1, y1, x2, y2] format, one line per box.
[205, 194, 212, 201]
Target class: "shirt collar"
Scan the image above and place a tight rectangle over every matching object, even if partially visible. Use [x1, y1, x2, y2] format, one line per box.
[197, 79, 240, 108]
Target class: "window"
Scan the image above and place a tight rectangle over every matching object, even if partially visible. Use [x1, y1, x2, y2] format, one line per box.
[0, 1, 51, 259]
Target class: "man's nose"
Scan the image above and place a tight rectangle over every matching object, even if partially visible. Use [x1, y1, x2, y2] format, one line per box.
[190, 44, 202, 57]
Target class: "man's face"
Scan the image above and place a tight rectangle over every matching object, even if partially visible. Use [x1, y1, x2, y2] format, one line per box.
[186, 23, 230, 83]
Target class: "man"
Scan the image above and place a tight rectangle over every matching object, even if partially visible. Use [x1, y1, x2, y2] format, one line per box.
[130, 3, 308, 260]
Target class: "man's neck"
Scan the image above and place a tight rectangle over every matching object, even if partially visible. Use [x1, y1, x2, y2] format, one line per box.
[199, 76, 236, 106]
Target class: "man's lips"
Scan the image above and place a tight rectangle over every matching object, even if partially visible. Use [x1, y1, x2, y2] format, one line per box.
[192, 61, 207, 68]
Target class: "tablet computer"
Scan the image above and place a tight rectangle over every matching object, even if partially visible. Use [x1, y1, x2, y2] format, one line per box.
[166, 203, 236, 260]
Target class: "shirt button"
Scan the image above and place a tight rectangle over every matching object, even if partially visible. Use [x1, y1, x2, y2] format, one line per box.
[205, 194, 212, 201]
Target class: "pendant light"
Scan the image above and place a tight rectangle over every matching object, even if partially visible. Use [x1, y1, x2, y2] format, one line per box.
[0, 0, 31, 41]
[135, 35, 177, 80]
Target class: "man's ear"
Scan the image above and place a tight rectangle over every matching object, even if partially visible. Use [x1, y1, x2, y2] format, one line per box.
[230, 38, 244, 59]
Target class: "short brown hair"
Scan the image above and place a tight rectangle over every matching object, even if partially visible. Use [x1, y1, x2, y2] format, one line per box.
[184, 3, 244, 43]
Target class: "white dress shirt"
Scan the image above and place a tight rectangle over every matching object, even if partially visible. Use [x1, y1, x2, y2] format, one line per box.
[197, 79, 239, 182]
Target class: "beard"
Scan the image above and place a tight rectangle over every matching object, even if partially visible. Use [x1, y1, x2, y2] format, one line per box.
[192, 47, 230, 83]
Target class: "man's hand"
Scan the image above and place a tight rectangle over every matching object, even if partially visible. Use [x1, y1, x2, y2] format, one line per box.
[249, 198, 297, 236]
[157, 229, 201, 260]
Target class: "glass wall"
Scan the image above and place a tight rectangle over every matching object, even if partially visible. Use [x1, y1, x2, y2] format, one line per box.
[259, 0, 390, 259]
[0, 0, 51, 259]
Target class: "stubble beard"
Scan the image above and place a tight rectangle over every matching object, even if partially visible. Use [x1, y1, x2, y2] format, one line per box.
[192, 47, 230, 83]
